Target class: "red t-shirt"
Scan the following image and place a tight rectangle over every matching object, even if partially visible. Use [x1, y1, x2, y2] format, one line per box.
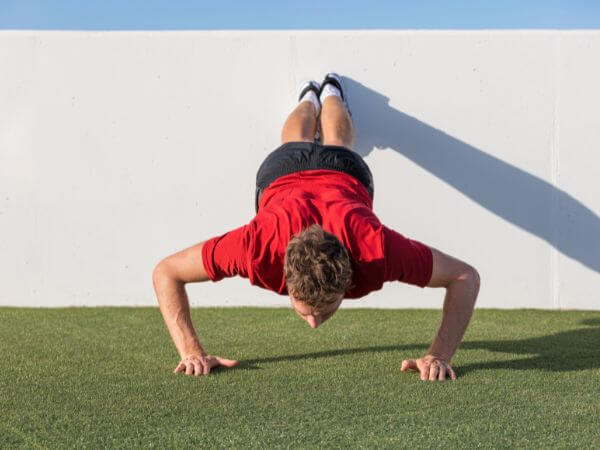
[202, 169, 433, 299]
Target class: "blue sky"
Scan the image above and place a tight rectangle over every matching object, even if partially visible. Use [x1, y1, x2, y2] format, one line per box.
[1, 0, 599, 30]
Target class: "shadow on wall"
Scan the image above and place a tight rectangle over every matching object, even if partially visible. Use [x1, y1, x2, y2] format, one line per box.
[344, 77, 600, 274]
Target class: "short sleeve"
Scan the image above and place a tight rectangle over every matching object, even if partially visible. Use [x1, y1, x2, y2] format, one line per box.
[201, 225, 251, 281]
[382, 225, 433, 288]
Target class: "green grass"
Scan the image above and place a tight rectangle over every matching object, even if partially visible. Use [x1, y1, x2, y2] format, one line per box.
[1, 307, 600, 448]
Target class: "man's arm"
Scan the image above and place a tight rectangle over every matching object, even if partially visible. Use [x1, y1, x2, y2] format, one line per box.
[152, 241, 238, 376]
[401, 247, 480, 381]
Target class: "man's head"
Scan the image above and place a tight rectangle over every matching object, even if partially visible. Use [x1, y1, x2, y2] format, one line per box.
[284, 224, 353, 328]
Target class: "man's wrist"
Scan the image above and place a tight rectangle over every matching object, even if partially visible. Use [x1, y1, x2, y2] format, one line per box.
[180, 339, 206, 359]
[181, 350, 207, 359]
[424, 352, 450, 364]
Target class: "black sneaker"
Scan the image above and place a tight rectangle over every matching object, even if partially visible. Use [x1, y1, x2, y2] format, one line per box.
[320, 72, 351, 116]
[298, 80, 321, 102]
[298, 80, 322, 142]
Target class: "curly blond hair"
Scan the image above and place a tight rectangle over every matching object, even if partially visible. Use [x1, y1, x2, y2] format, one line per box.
[284, 224, 353, 308]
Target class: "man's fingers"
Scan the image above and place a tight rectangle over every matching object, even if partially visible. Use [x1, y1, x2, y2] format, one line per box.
[401, 357, 457, 382]
[174, 355, 239, 377]
[419, 362, 430, 381]
[401, 359, 418, 372]
[193, 361, 204, 376]
[438, 365, 447, 381]
[215, 357, 239, 368]
[448, 366, 457, 380]
[185, 362, 195, 376]
[429, 364, 440, 381]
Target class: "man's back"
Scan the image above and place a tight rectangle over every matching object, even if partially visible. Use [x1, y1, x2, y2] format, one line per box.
[202, 169, 433, 298]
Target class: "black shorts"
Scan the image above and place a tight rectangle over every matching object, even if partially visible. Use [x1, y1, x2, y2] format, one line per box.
[255, 141, 374, 212]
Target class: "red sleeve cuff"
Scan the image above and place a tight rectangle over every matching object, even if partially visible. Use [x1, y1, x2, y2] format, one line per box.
[383, 225, 433, 288]
[201, 225, 250, 282]
[201, 236, 221, 282]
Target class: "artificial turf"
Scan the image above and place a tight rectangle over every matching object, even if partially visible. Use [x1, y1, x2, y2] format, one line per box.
[1, 307, 599, 448]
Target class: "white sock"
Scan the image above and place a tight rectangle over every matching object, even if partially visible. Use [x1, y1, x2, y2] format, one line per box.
[300, 90, 321, 115]
[319, 83, 341, 103]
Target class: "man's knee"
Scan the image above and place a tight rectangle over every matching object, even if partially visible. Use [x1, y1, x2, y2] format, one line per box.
[280, 135, 314, 145]
[321, 119, 355, 148]
[322, 136, 354, 148]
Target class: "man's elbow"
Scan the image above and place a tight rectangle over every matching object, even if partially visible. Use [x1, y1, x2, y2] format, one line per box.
[455, 265, 480, 302]
[152, 259, 176, 289]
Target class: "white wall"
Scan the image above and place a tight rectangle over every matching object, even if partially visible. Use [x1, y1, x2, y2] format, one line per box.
[1, 31, 599, 309]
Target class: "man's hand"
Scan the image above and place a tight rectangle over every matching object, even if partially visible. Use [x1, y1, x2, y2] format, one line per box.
[401, 355, 457, 381]
[174, 354, 238, 376]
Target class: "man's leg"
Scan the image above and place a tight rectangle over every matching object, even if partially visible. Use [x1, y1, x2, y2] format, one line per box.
[280, 101, 318, 144]
[320, 95, 355, 149]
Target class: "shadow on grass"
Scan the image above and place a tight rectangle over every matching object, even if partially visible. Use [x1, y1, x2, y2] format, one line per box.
[226, 344, 425, 372]
[458, 318, 600, 375]
[232, 319, 600, 376]
[242, 343, 424, 367]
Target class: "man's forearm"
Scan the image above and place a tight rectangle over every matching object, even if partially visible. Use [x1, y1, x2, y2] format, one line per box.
[427, 273, 480, 362]
[154, 276, 206, 358]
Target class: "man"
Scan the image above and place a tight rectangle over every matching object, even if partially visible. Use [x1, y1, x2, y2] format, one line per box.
[152, 73, 480, 382]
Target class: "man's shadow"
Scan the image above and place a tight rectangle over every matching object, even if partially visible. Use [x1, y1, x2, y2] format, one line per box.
[459, 318, 600, 375]
[236, 319, 600, 376]
[344, 77, 600, 274]
[242, 344, 422, 367]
